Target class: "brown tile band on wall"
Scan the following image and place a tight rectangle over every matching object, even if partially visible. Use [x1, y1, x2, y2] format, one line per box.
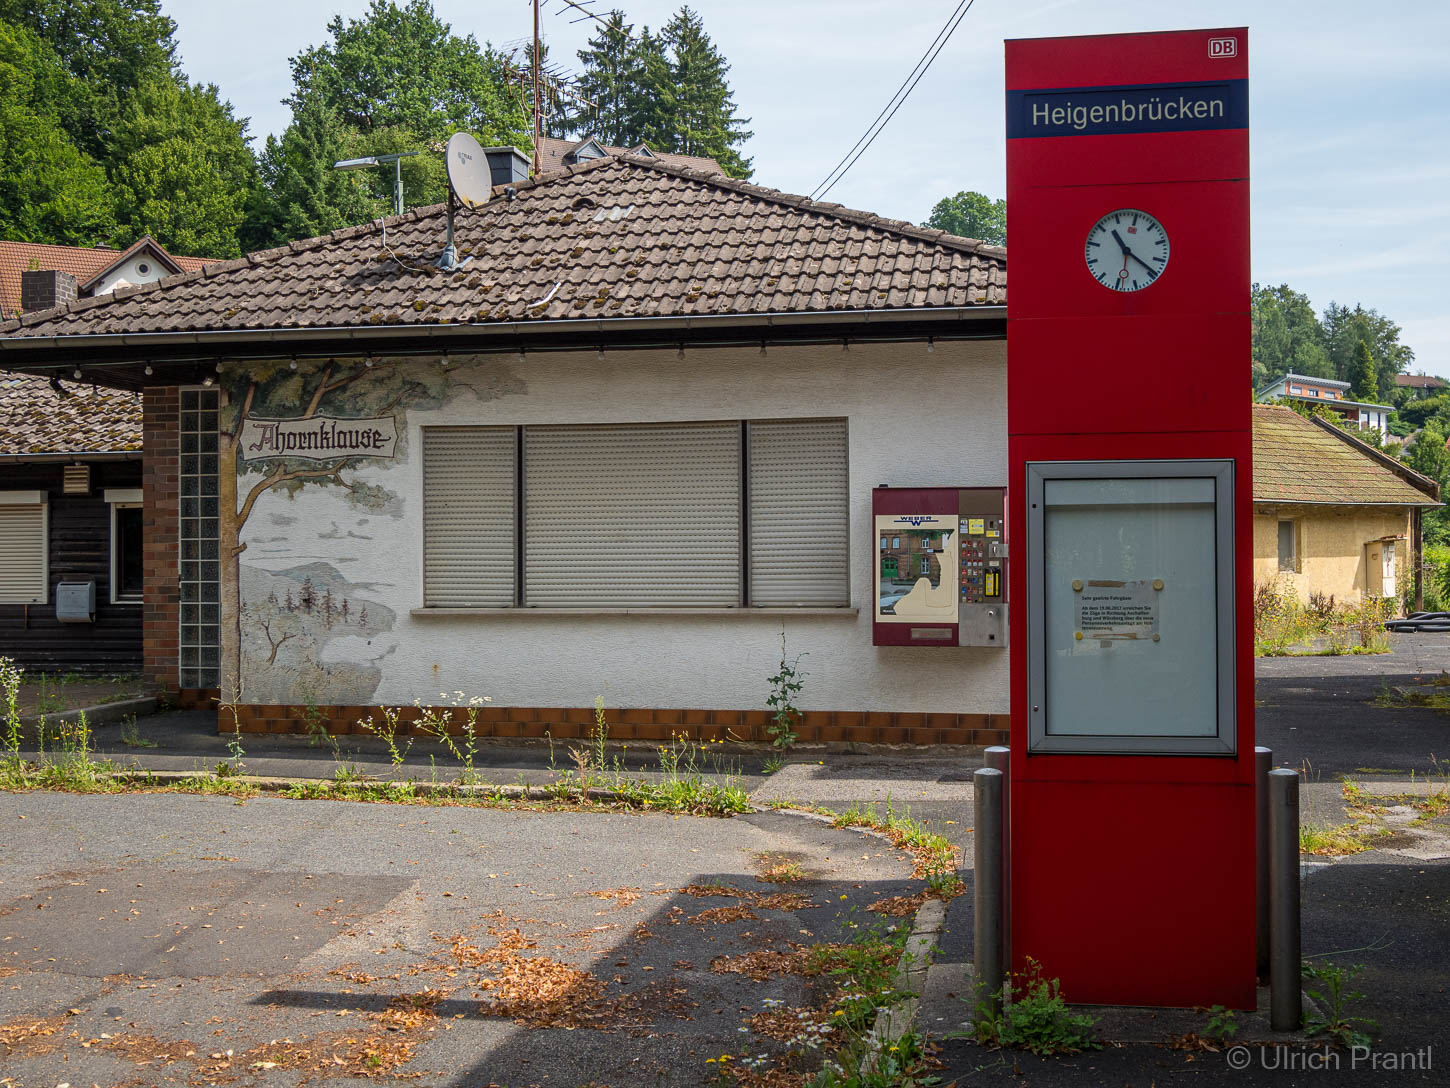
[220, 704, 1009, 747]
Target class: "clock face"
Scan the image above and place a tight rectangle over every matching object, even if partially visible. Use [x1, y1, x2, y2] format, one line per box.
[1084, 209, 1170, 292]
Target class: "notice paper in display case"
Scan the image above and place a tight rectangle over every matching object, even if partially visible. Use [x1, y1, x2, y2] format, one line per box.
[1026, 460, 1236, 755]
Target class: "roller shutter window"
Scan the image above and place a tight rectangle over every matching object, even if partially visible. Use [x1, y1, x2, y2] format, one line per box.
[422, 427, 517, 607]
[0, 494, 47, 604]
[748, 419, 850, 606]
[524, 422, 740, 607]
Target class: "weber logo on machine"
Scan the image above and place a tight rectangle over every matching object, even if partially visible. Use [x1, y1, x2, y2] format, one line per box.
[1007, 78, 1247, 139]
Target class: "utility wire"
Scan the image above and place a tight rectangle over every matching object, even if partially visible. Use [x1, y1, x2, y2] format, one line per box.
[811, 0, 977, 202]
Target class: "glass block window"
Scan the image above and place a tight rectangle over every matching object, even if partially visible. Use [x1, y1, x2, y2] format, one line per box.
[178, 388, 221, 688]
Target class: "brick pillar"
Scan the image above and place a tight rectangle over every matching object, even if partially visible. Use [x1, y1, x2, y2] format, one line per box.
[143, 386, 180, 694]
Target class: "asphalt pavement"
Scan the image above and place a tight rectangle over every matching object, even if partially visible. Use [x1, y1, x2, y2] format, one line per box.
[4, 630, 1448, 1085]
[0, 792, 922, 1087]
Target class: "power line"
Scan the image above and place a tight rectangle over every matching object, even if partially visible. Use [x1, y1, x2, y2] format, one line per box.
[810, 0, 977, 203]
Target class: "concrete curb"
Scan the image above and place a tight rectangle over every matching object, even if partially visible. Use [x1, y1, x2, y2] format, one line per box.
[864, 896, 947, 1066]
[88, 767, 701, 806]
[17, 696, 158, 741]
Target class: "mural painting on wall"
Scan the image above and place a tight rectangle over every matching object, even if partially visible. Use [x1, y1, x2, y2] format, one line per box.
[219, 356, 525, 705]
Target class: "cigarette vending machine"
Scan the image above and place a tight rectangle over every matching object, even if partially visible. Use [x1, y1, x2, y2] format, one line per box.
[872, 487, 1006, 647]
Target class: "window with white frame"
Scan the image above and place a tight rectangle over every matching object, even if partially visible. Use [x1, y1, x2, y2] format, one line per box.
[105, 488, 144, 604]
[422, 419, 850, 609]
[0, 491, 48, 604]
[1277, 519, 1299, 573]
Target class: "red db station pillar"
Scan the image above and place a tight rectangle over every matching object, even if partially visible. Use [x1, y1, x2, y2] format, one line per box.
[1005, 28, 1256, 1007]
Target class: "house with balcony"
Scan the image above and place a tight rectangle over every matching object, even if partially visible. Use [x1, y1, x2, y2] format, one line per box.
[1254, 372, 1393, 435]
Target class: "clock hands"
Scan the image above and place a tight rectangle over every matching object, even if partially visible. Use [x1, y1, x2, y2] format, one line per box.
[1111, 228, 1159, 280]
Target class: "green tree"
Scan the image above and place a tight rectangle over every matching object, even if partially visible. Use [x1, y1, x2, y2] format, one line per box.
[1406, 419, 1448, 490]
[109, 74, 258, 258]
[248, 100, 381, 250]
[0, 20, 115, 246]
[1251, 283, 1330, 387]
[1322, 302, 1412, 402]
[574, 12, 643, 147]
[1346, 339, 1378, 403]
[1399, 395, 1450, 429]
[658, 7, 752, 177]
[285, 0, 528, 148]
[0, 0, 178, 159]
[923, 191, 1006, 246]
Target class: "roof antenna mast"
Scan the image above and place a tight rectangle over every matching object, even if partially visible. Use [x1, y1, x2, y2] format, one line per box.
[532, 0, 542, 175]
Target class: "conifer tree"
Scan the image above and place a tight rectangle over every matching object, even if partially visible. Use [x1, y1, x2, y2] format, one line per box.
[574, 12, 641, 146]
[1347, 340, 1378, 403]
[659, 7, 752, 177]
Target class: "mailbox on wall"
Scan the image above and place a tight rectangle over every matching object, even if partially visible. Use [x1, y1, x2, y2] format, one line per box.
[872, 487, 1006, 647]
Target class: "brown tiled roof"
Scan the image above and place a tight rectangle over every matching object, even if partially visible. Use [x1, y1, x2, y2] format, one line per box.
[0, 236, 215, 318]
[1252, 404, 1438, 506]
[0, 156, 1006, 339]
[1395, 373, 1447, 390]
[536, 135, 724, 176]
[0, 375, 141, 457]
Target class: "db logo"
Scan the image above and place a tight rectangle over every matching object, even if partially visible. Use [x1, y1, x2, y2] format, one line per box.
[1208, 37, 1237, 58]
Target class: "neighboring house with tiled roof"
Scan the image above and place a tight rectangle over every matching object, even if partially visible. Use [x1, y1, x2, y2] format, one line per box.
[0, 153, 1008, 742]
[1251, 403, 1439, 605]
[0, 236, 218, 322]
[1254, 372, 1393, 435]
[1395, 372, 1448, 398]
[535, 134, 725, 176]
[0, 376, 145, 674]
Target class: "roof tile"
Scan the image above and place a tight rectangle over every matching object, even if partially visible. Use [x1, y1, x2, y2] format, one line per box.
[1251, 404, 1438, 506]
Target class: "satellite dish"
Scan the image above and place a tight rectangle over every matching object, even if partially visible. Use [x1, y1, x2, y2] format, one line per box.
[445, 132, 492, 208]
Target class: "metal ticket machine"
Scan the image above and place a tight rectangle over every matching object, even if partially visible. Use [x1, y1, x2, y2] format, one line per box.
[872, 486, 1006, 647]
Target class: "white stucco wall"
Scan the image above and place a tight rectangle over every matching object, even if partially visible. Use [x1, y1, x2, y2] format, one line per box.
[237, 339, 1010, 714]
[92, 253, 173, 295]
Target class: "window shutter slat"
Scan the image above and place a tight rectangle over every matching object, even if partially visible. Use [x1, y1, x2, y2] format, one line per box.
[423, 428, 516, 606]
[749, 419, 850, 606]
[524, 422, 740, 607]
[0, 504, 47, 604]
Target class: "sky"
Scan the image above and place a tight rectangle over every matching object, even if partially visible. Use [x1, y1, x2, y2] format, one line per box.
[165, 0, 1450, 373]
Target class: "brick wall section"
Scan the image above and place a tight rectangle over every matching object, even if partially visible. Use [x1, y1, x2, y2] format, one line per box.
[223, 704, 1009, 747]
[142, 386, 180, 695]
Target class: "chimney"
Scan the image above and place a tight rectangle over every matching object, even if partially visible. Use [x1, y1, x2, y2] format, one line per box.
[21, 269, 79, 312]
[482, 146, 532, 186]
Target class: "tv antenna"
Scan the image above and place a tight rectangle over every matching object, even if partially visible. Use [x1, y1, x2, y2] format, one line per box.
[438, 132, 491, 271]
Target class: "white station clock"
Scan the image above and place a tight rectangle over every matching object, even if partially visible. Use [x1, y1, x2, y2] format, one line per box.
[1084, 209, 1170, 292]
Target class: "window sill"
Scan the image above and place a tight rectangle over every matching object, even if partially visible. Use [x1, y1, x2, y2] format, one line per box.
[409, 606, 860, 618]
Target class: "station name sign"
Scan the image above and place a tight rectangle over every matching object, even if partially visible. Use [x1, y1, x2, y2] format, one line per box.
[241, 415, 397, 462]
[1007, 78, 1247, 139]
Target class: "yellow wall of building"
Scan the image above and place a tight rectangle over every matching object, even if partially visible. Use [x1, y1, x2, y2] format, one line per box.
[1253, 505, 1411, 604]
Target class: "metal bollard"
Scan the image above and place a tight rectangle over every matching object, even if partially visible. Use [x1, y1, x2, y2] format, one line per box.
[983, 745, 1010, 977]
[974, 766, 1005, 1018]
[1255, 746, 1272, 981]
[1268, 768, 1302, 1031]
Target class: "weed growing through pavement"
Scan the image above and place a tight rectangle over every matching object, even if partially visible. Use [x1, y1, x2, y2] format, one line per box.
[119, 715, 156, 748]
[766, 625, 807, 749]
[1204, 1004, 1239, 1045]
[1301, 961, 1377, 1048]
[967, 957, 1100, 1056]
[414, 692, 487, 784]
[216, 683, 246, 776]
[1254, 580, 1392, 657]
[358, 704, 413, 771]
[1, 656, 22, 763]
